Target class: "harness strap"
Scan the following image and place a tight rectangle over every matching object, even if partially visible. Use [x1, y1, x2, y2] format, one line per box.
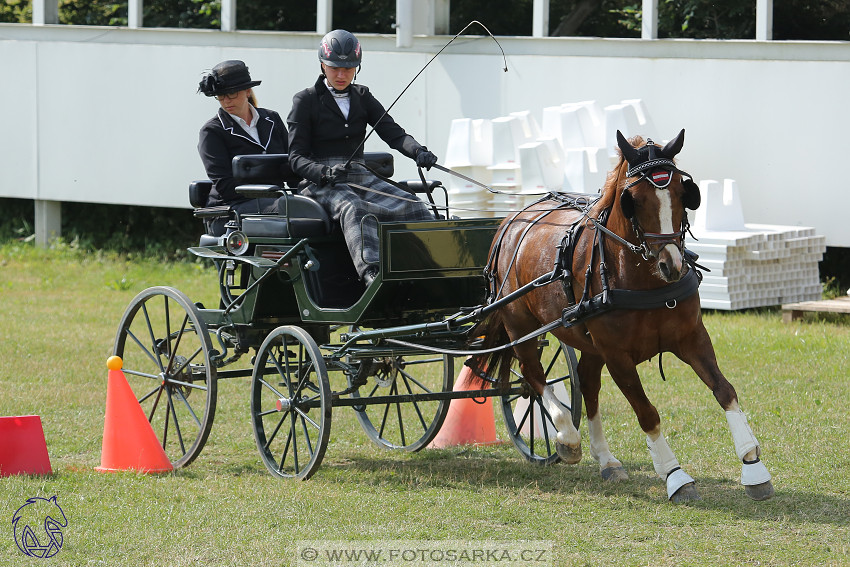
[561, 268, 700, 329]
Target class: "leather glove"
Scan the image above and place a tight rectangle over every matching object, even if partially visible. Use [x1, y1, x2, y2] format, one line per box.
[321, 163, 349, 187]
[415, 148, 438, 170]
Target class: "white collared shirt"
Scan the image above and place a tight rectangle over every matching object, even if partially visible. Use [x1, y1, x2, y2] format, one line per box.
[325, 79, 351, 119]
[229, 104, 261, 144]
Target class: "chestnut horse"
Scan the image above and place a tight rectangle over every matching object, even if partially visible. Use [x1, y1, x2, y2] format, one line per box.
[471, 130, 774, 502]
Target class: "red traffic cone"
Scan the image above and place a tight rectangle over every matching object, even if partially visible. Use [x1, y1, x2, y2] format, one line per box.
[0, 415, 52, 476]
[428, 364, 502, 448]
[95, 356, 173, 473]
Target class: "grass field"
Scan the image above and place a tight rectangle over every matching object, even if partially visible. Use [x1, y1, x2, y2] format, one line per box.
[1, 242, 849, 566]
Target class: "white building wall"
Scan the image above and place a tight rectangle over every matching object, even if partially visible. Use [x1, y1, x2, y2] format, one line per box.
[1, 25, 849, 245]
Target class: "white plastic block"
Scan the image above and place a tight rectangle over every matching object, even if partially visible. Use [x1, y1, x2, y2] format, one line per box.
[518, 139, 564, 193]
[561, 147, 605, 194]
[604, 103, 642, 160]
[444, 118, 493, 168]
[491, 116, 525, 165]
[509, 110, 542, 143]
[566, 100, 605, 148]
[692, 179, 746, 232]
[541, 105, 587, 149]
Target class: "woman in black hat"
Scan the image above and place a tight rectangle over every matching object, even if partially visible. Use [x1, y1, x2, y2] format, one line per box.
[197, 60, 297, 236]
[287, 30, 438, 286]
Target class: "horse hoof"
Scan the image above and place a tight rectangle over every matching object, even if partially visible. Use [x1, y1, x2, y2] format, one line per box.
[745, 480, 775, 501]
[601, 466, 628, 482]
[670, 482, 701, 503]
[555, 442, 582, 464]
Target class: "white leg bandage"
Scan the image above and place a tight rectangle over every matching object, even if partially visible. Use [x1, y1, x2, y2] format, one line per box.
[646, 433, 695, 499]
[646, 433, 679, 480]
[741, 460, 772, 486]
[725, 409, 760, 461]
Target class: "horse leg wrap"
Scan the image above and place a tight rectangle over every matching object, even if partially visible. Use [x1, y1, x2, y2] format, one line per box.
[741, 459, 772, 486]
[646, 434, 695, 500]
[646, 433, 679, 480]
[666, 468, 697, 500]
[725, 409, 760, 461]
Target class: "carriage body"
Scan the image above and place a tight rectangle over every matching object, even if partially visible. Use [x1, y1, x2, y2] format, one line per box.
[112, 152, 582, 478]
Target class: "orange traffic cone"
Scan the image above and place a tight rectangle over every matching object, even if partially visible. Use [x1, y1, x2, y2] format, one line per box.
[0, 415, 52, 476]
[95, 356, 173, 473]
[428, 364, 503, 448]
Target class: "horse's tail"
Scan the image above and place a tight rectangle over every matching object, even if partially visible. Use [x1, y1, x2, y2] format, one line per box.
[467, 310, 515, 388]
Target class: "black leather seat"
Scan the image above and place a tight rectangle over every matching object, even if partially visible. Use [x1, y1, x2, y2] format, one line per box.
[190, 154, 331, 240]
[190, 152, 443, 241]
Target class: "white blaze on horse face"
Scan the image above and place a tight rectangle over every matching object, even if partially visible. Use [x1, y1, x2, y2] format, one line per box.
[542, 385, 580, 447]
[655, 188, 683, 263]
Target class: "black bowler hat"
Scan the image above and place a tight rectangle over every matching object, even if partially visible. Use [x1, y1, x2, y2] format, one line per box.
[197, 60, 261, 97]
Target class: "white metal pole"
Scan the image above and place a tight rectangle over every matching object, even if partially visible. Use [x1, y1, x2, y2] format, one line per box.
[317, 0, 333, 35]
[434, 0, 450, 35]
[642, 0, 658, 39]
[396, 0, 413, 48]
[221, 0, 236, 31]
[533, 0, 549, 38]
[32, 0, 59, 25]
[756, 0, 773, 40]
[128, 0, 143, 29]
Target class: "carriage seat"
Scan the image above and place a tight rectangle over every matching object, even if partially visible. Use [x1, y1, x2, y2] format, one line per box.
[190, 152, 444, 243]
[190, 154, 331, 241]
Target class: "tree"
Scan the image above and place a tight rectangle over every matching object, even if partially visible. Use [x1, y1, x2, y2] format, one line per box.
[0, 0, 31, 23]
[2, 1, 848, 41]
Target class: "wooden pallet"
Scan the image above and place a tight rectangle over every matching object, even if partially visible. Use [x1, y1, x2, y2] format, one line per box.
[781, 296, 850, 323]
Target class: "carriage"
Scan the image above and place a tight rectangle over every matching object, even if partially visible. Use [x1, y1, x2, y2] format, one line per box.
[112, 151, 582, 479]
[112, 130, 775, 502]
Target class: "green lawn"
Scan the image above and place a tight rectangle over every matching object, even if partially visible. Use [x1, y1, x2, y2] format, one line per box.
[1, 242, 848, 566]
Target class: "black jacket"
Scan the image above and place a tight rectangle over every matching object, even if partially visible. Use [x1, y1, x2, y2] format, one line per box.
[198, 107, 295, 206]
[287, 75, 424, 184]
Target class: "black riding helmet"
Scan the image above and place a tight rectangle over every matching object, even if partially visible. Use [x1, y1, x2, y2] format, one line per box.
[319, 29, 362, 69]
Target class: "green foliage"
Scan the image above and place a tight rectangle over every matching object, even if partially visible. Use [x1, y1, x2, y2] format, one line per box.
[450, 0, 534, 36]
[142, 0, 218, 29]
[2, 0, 848, 40]
[0, 0, 30, 23]
[59, 0, 126, 26]
[0, 198, 204, 261]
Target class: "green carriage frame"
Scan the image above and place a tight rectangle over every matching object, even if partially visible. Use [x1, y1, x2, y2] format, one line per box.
[112, 153, 582, 478]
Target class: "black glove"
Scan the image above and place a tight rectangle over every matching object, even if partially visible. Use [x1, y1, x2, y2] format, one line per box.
[415, 148, 438, 170]
[321, 163, 349, 187]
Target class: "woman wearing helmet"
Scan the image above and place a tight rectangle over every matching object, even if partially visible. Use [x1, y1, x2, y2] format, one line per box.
[287, 29, 438, 287]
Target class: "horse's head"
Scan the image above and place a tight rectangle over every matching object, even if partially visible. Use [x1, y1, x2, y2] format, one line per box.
[614, 129, 701, 282]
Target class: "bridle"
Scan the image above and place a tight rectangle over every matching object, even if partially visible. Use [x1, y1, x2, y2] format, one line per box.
[619, 139, 696, 261]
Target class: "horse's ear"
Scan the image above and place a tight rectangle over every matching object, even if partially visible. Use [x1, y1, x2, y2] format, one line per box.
[661, 129, 685, 158]
[616, 130, 640, 164]
[620, 187, 635, 219]
[682, 178, 701, 210]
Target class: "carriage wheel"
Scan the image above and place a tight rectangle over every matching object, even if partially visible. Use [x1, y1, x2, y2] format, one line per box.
[349, 342, 453, 451]
[250, 326, 331, 480]
[112, 286, 217, 469]
[500, 337, 582, 466]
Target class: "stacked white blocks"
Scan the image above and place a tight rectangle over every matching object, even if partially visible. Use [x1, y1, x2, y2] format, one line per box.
[444, 98, 652, 210]
[689, 179, 826, 310]
[443, 118, 494, 217]
[443, 105, 825, 311]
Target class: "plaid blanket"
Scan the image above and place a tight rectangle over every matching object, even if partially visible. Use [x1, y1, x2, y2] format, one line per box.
[300, 160, 433, 278]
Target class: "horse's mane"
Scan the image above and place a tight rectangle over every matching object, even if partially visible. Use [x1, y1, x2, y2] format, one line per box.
[593, 134, 646, 215]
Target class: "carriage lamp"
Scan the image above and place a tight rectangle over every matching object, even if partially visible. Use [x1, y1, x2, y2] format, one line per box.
[225, 230, 249, 256]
